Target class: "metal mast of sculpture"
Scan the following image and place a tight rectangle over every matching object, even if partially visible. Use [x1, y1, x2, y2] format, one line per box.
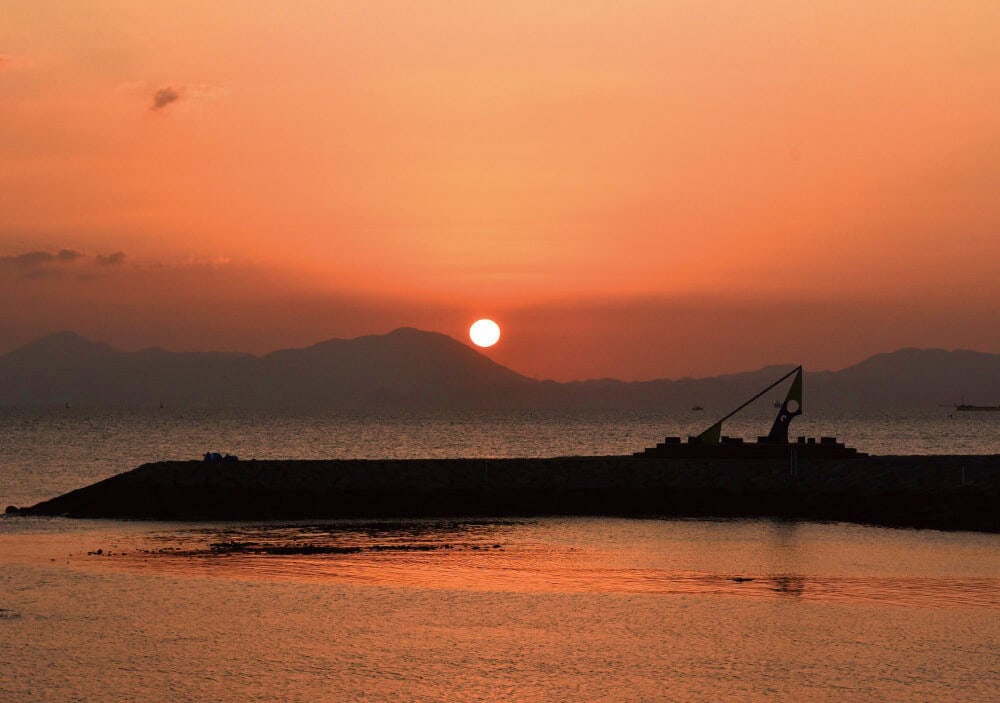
[695, 366, 803, 444]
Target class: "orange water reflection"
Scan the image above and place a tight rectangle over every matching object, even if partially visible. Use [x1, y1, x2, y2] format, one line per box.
[61, 519, 1000, 609]
[4, 516, 1000, 702]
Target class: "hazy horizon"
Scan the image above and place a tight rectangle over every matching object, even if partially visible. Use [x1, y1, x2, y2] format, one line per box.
[6, 325, 999, 384]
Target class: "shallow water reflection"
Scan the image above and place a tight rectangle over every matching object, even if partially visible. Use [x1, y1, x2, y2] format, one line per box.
[38, 518, 995, 609]
[2, 516, 998, 702]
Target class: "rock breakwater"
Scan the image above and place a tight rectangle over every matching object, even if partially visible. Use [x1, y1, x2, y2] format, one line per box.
[23, 454, 1000, 532]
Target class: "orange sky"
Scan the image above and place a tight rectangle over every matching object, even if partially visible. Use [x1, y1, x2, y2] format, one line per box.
[1, 1, 998, 380]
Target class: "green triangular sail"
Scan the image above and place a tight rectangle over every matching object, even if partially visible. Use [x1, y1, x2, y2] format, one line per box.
[696, 422, 722, 444]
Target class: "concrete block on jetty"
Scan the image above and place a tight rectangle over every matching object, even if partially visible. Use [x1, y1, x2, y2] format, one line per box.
[22, 454, 1000, 532]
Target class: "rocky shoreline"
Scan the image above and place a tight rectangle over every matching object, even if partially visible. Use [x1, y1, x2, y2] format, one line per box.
[19, 454, 1000, 532]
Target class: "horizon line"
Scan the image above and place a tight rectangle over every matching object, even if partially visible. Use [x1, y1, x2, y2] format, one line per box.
[4, 328, 995, 385]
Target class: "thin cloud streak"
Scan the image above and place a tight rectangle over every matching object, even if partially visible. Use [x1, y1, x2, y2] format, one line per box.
[150, 86, 181, 111]
[148, 83, 226, 112]
[95, 251, 126, 266]
[0, 249, 84, 265]
[0, 249, 128, 279]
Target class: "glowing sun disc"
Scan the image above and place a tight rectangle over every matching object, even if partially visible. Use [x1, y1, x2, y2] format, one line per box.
[469, 319, 501, 347]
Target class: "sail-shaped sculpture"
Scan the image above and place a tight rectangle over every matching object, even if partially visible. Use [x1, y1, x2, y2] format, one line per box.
[637, 364, 862, 458]
[694, 365, 803, 444]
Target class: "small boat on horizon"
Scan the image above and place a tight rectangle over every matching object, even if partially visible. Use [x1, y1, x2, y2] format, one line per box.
[954, 396, 1000, 411]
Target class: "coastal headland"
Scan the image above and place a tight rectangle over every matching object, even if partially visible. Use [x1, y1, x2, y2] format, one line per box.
[21, 454, 1000, 532]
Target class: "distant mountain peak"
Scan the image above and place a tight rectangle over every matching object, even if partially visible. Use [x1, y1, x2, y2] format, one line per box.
[302, 327, 483, 355]
[381, 327, 466, 346]
[5, 330, 115, 359]
[33, 330, 88, 344]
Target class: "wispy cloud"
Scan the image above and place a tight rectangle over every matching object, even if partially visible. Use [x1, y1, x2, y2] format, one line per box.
[0, 249, 126, 279]
[149, 83, 227, 113]
[0, 249, 84, 280]
[0, 249, 83, 267]
[180, 255, 231, 268]
[0, 247, 251, 283]
[150, 86, 181, 111]
[96, 251, 126, 266]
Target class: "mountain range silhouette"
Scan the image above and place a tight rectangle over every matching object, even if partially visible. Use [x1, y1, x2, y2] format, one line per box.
[1, 328, 997, 409]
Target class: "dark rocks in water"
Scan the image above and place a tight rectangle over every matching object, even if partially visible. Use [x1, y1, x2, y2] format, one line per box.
[204, 541, 450, 556]
[4, 505, 19, 514]
[209, 540, 258, 552]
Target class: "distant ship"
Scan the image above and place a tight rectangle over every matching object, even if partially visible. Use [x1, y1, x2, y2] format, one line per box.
[955, 404, 1000, 412]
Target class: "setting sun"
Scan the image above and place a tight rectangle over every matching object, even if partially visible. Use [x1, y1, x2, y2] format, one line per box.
[469, 319, 501, 348]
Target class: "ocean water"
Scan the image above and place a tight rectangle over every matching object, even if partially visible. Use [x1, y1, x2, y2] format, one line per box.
[1, 405, 997, 508]
[1, 407, 998, 702]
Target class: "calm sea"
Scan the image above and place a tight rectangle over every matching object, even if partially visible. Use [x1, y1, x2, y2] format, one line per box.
[1, 407, 998, 702]
[2, 405, 998, 508]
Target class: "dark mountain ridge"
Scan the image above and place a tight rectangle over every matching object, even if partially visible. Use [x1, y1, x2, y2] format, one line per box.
[1, 329, 997, 410]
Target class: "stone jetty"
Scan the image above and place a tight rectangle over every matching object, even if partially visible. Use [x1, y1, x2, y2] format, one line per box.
[22, 454, 1000, 532]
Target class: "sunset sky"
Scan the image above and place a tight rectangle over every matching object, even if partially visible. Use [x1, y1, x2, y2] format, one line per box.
[2, 1, 998, 380]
